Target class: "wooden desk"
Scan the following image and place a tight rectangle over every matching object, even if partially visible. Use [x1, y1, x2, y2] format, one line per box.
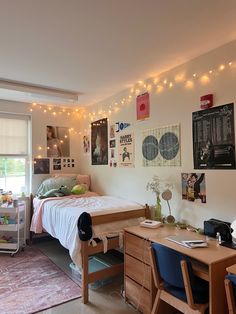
[124, 225, 236, 314]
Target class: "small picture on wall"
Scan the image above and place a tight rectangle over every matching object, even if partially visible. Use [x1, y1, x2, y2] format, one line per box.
[34, 158, 50, 175]
[111, 148, 115, 159]
[110, 139, 116, 148]
[110, 125, 115, 139]
[181, 173, 206, 203]
[83, 135, 90, 153]
[53, 158, 61, 171]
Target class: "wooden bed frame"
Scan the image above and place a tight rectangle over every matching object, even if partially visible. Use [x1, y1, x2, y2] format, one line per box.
[81, 205, 150, 304]
[29, 194, 150, 304]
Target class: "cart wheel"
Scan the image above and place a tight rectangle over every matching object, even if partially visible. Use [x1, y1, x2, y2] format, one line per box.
[11, 253, 15, 257]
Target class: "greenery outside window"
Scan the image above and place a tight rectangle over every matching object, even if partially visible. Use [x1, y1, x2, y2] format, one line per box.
[0, 113, 31, 194]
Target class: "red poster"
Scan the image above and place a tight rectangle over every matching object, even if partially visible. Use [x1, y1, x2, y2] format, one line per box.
[136, 92, 150, 120]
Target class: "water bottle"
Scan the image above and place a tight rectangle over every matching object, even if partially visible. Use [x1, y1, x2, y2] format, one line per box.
[216, 232, 222, 244]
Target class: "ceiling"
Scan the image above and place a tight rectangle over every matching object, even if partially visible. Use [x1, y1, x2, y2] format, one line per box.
[0, 0, 236, 107]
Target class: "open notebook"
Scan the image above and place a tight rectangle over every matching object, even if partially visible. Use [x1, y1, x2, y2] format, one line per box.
[166, 235, 208, 248]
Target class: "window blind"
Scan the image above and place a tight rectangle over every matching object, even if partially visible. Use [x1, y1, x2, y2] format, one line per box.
[0, 114, 30, 155]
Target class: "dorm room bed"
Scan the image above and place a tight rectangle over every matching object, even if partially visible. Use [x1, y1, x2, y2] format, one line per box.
[30, 176, 149, 303]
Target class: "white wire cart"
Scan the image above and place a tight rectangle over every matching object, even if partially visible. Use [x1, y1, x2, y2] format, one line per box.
[0, 201, 26, 257]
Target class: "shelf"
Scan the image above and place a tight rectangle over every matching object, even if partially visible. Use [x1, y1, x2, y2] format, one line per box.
[0, 223, 25, 231]
[0, 204, 25, 214]
[0, 242, 18, 250]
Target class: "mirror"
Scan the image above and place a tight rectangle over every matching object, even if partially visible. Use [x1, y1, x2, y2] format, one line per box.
[161, 189, 175, 224]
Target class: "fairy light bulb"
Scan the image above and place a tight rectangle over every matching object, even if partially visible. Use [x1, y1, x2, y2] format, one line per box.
[38, 146, 42, 151]
[163, 79, 167, 85]
[193, 73, 197, 78]
[185, 80, 194, 89]
[169, 82, 173, 88]
[153, 78, 159, 84]
[219, 64, 225, 71]
[229, 62, 232, 66]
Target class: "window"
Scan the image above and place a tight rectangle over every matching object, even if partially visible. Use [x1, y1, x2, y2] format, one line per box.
[0, 113, 31, 194]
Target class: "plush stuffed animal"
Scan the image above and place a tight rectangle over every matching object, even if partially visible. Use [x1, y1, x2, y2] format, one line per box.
[38, 185, 71, 199]
[71, 184, 86, 195]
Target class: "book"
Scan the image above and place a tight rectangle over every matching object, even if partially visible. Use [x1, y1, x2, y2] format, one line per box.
[166, 235, 208, 248]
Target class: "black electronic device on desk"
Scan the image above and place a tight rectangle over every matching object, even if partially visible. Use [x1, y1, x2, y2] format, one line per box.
[204, 218, 236, 250]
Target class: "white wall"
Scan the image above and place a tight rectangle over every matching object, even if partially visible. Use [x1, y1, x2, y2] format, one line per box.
[0, 100, 81, 193]
[79, 40, 236, 228]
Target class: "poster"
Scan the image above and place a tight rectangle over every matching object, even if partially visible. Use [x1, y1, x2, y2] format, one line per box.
[47, 126, 70, 157]
[34, 158, 50, 174]
[137, 92, 150, 120]
[110, 125, 115, 139]
[142, 124, 181, 166]
[83, 135, 90, 154]
[91, 118, 108, 165]
[192, 103, 236, 169]
[181, 173, 206, 203]
[118, 133, 134, 167]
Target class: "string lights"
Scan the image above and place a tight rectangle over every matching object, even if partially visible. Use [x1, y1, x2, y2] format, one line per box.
[29, 60, 235, 131]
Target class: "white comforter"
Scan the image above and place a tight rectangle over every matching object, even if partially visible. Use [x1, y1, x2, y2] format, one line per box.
[34, 195, 144, 266]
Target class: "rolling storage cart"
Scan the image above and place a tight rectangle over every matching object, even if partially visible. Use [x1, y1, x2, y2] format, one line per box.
[0, 201, 26, 256]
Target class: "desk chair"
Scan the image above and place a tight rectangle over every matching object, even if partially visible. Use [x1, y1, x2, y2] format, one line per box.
[225, 274, 236, 314]
[149, 243, 209, 314]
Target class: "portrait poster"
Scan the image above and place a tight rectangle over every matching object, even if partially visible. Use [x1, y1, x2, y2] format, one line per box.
[137, 92, 150, 120]
[47, 126, 70, 157]
[118, 133, 134, 167]
[83, 135, 90, 154]
[192, 103, 236, 169]
[181, 173, 206, 203]
[142, 124, 181, 167]
[34, 158, 50, 174]
[91, 118, 108, 165]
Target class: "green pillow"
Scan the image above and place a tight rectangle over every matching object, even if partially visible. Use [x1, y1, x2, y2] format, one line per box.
[36, 176, 77, 196]
[71, 184, 86, 195]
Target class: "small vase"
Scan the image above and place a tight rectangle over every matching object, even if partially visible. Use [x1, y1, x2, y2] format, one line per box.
[154, 195, 162, 221]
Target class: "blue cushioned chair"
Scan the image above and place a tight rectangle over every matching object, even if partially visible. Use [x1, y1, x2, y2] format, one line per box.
[149, 243, 209, 314]
[225, 274, 236, 314]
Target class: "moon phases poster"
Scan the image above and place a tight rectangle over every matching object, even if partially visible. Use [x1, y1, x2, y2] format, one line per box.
[142, 124, 181, 166]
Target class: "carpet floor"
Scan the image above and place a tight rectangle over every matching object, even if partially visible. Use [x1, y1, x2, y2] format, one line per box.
[0, 247, 81, 314]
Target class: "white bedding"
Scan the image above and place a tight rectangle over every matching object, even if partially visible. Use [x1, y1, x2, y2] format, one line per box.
[37, 195, 144, 266]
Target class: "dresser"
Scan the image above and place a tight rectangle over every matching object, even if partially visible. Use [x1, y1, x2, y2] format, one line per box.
[124, 229, 155, 313]
[124, 227, 179, 313]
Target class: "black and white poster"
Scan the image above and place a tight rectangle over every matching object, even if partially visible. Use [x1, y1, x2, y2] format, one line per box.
[193, 103, 236, 169]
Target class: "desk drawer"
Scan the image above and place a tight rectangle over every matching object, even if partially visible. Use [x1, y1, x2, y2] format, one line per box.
[125, 276, 152, 314]
[125, 232, 150, 264]
[126, 254, 151, 289]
